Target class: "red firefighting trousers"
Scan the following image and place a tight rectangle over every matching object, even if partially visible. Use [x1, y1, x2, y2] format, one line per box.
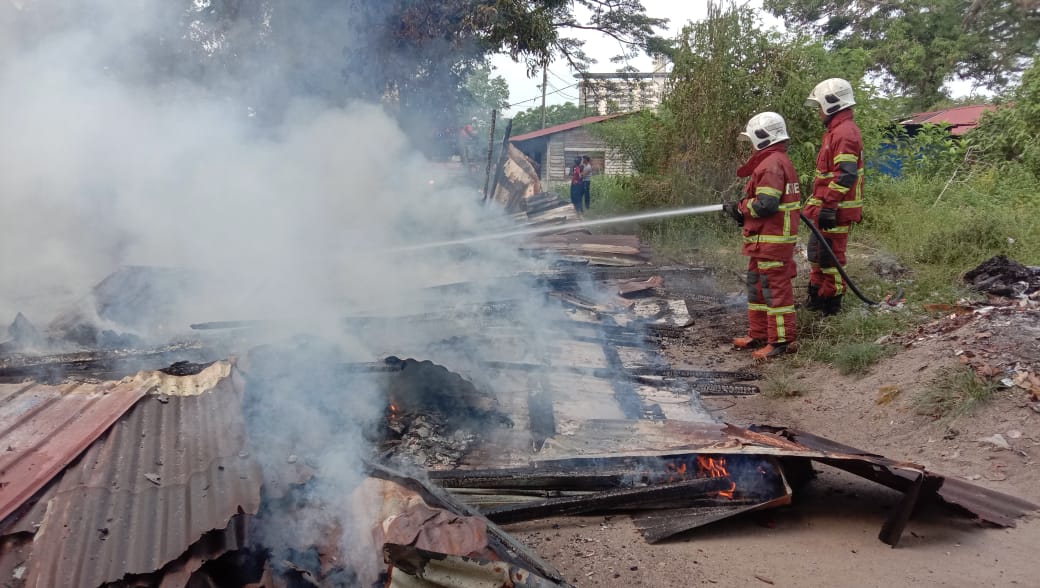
[807, 230, 849, 298]
[746, 257, 797, 344]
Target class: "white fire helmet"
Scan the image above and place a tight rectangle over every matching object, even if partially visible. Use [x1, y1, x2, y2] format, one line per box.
[739, 112, 790, 150]
[806, 78, 856, 115]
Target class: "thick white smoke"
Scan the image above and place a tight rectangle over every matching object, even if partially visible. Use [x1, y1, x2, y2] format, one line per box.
[0, 0, 576, 581]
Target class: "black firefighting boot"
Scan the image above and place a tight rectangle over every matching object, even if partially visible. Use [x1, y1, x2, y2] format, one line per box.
[805, 284, 824, 311]
[822, 295, 844, 316]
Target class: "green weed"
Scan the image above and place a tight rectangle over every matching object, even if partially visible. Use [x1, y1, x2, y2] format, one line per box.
[915, 366, 1001, 419]
[831, 342, 894, 375]
[761, 365, 804, 398]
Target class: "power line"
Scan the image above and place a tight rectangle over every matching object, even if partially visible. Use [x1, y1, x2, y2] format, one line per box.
[507, 82, 580, 109]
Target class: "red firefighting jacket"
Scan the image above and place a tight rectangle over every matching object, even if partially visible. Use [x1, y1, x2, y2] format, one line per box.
[737, 142, 801, 261]
[804, 109, 864, 228]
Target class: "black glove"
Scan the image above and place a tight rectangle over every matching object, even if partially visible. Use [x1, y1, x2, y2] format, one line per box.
[722, 202, 744, 227]
[818, 208, 838, 230]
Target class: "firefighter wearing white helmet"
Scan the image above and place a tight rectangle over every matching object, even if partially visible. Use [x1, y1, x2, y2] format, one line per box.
[805, 78, 856, 116]
[804, 78, 864, 315]
[739, 111, 790, 151]
[725, 112, 801, 359]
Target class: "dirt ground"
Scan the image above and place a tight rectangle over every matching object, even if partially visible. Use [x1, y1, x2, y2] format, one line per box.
[510, 279, 1040, 587]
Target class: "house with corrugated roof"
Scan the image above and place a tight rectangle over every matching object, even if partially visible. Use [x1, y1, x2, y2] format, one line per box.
[509, 114, 633, 188]
[899, 104, 998, 136]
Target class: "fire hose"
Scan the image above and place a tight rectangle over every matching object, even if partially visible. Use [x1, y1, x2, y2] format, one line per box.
[798, 212, 902, 307]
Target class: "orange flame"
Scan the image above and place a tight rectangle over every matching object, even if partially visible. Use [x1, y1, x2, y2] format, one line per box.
[696, 455, 737, 500]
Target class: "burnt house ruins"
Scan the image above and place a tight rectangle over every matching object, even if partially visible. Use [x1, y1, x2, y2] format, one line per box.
[1, 185, 1036, 588]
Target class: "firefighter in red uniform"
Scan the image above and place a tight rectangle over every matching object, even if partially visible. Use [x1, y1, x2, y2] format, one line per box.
[724, 112, 801, 359]
[803, 78, 864, 315]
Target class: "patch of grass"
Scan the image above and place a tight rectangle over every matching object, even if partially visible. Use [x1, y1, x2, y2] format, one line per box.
[795, 306, 910, 371]
[831, 342, 894, 375]
[915, 365, 1001, 419]
[761, 365, 804, 398]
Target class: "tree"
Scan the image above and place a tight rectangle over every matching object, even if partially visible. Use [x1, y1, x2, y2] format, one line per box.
[463, 67, 511, 119]
[763, 0, 1040, 109]
[510, 102, 586, 134]
[970, 60, 1040, 178]
[596, 2, 890, 207]
[174, 2, 664, 112]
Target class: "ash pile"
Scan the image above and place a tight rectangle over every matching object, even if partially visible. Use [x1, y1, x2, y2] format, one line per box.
[965, 255, 1040, 298]
[2, 196, 1038, 588]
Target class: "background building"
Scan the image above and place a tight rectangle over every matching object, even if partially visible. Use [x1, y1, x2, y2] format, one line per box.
[510, 114, 633, 187]
[577, 56, 671, 115]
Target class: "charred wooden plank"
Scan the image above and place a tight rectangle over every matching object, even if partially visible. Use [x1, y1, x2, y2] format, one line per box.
[428, 466, 635, 492]
[484, 478, 732, 525]
[689, 381, 761, 396]
[628, 366, 760, 381]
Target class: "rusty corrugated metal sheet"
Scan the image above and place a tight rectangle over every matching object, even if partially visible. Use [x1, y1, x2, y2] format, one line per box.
[508, 114, 627, 143]
[900, 104, 998, 135]
[0, 379, 147, 523]
[23, 370, 262, 588]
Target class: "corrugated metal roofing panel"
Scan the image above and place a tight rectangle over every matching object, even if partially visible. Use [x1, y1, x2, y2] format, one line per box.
[509, 114, 627, 143]
[0, 380, 146, 523]
[23, 371, 262, 588]
[900, 104, 997, 135]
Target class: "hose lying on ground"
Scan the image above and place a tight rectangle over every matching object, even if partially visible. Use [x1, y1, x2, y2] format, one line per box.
[798, 212, 902, 307]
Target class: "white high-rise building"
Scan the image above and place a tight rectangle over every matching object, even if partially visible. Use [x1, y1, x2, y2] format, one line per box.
[577, 56, 671, 115]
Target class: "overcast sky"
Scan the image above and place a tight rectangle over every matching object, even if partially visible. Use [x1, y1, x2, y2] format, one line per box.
[490, 1, 769, 115]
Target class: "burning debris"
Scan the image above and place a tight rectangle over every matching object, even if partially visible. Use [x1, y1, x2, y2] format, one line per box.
[965, 255, 1040, 298]
[1, 191, 1037, 587]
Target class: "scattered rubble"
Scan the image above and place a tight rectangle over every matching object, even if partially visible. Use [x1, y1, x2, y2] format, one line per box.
[964, 255, 1040, 297]
[2, 215, 1039, 587]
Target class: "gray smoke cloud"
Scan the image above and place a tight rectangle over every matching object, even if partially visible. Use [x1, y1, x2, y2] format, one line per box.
[0, 0, 583, 580]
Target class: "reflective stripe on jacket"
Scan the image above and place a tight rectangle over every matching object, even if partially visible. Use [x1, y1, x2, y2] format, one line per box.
[805, 109, 863, 226]
[737, 143, 801, 261]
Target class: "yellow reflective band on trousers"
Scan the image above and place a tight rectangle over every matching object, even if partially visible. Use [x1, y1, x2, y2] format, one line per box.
[822, 267, 845, 295]
[748, 302, 770, 312]
[757, 260, 784, 270]
[744, 234, 798, 244]
[823, 225, 850, 234]
[767, 305, 796, 315]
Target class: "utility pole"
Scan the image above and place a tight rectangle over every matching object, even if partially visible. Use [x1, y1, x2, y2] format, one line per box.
[540, 60, 548, 129]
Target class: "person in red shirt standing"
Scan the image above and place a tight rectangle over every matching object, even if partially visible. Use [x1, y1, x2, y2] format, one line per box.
[724, 112, 801, 359]
[803, 78, 864, 315]
[569, 156, 584, 216]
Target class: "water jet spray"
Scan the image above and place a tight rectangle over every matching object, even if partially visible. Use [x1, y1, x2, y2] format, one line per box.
[395, 203, 725, 252]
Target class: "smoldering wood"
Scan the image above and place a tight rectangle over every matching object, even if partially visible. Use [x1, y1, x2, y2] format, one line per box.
[628, 366, 760, 381]
[688, 381, 761, 396]
[428, 466, 639, 492]
[365, 461, 569, 584]
[0, 344, 214, 384]
[484, 477, 733, 525]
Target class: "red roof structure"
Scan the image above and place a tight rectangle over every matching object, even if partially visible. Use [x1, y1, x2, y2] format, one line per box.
[509, 113, 628, 143]
[900, 104, 997, 136]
